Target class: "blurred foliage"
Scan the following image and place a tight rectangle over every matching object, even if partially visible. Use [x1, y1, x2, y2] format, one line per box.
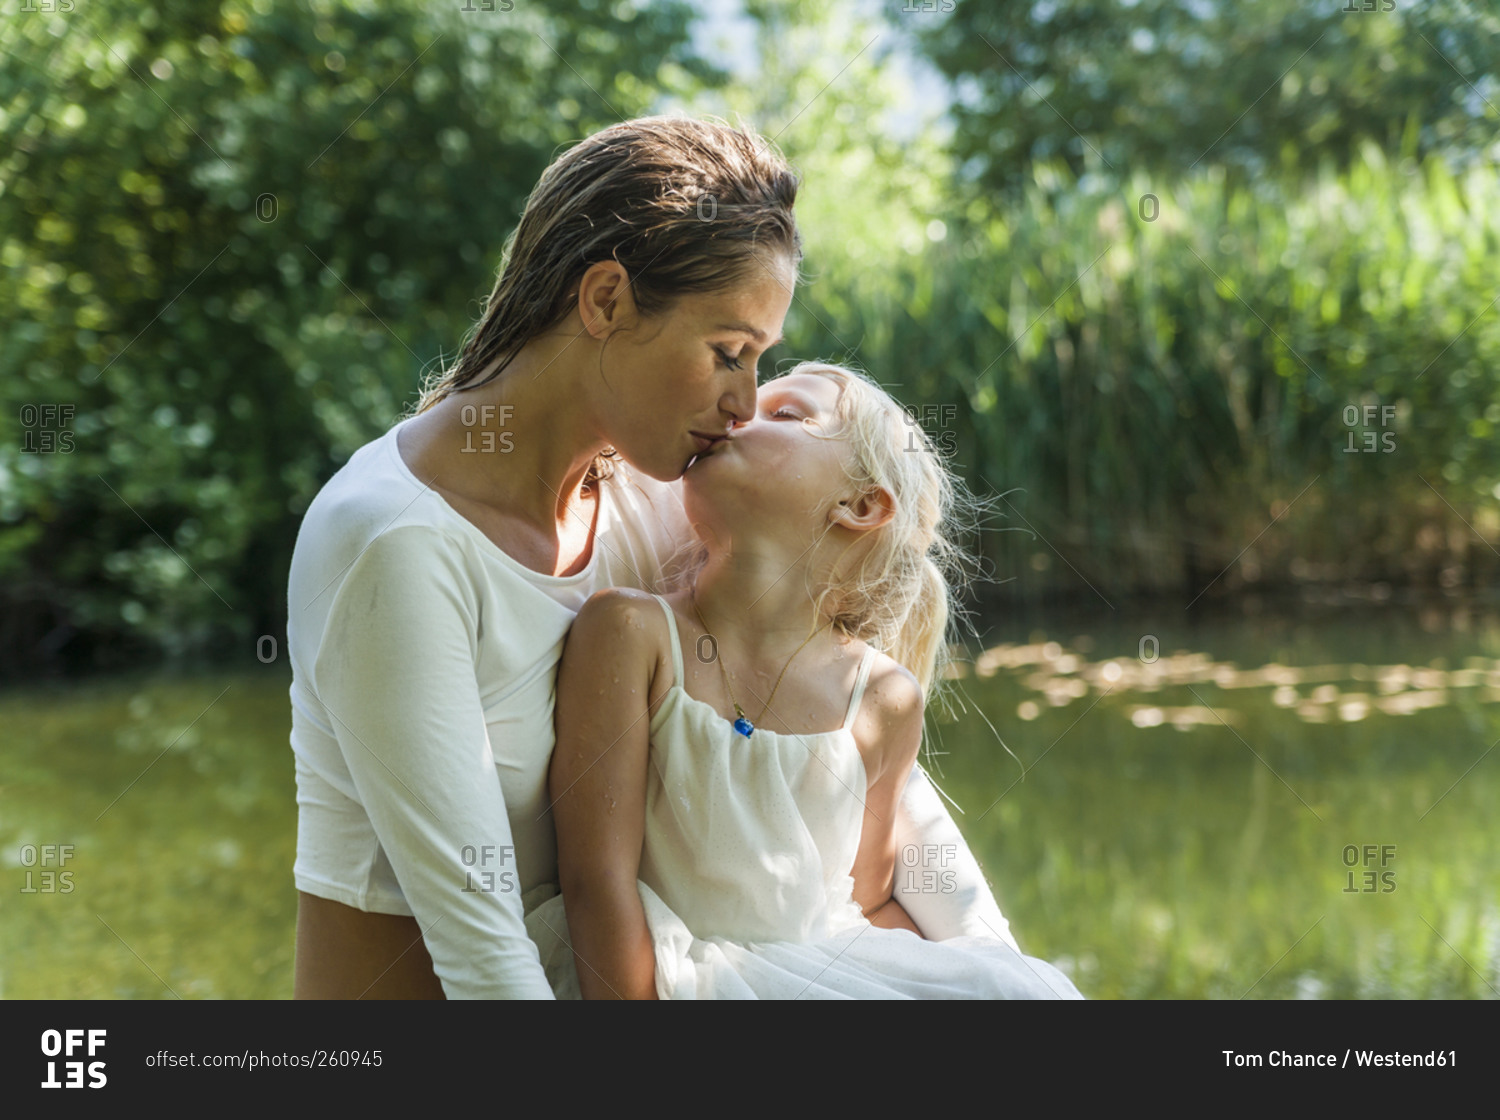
[0, 0, 706, 673]
[2, 0, 1498, 674]
[791, 144, 1500, 600]
[919, 0, 1500, 198]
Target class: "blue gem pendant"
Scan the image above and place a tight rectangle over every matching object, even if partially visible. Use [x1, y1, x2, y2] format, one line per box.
[732, 704, 754, 738]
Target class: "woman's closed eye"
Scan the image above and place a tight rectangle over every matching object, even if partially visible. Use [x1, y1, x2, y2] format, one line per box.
[714, 347, 744, 371]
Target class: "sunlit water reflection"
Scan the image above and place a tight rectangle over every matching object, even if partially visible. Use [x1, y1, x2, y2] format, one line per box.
[3, 599, 1497, 998]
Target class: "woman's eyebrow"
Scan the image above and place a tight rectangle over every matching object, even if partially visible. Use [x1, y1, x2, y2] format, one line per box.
[715, 322, 784, 348]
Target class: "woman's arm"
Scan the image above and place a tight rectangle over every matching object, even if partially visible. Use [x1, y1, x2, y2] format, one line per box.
[310, 527, 554, 999]
[848, 659, 927, 934]
[891, 769, 1020, 949]
[549, 589, 663, 1000]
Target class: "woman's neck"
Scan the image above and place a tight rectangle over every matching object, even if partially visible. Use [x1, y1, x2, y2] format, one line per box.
[410, 337, 611, 531]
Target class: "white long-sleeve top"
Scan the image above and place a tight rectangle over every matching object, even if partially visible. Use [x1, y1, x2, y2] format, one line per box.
[287, 418, 691, 999]
[287, 417, 1018, 1000]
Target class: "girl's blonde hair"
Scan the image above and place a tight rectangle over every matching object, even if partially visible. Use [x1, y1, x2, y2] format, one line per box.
[795, 361, 971, 698]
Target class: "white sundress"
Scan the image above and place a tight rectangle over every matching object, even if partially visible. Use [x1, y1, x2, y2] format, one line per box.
[525, 595, 1084, 1000]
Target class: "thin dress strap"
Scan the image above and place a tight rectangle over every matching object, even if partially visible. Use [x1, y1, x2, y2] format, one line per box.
[651, 594, 685, 689]
[841, 646, 878, 731]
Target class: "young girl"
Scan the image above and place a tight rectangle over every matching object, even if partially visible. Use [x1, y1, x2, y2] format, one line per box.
[525, 362, 1083, 999]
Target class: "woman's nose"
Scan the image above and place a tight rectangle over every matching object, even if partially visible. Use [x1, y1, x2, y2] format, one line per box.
[724, 371, 757, 428]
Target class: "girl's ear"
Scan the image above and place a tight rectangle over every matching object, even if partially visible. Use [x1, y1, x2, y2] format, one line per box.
[829, 486, 896, 532]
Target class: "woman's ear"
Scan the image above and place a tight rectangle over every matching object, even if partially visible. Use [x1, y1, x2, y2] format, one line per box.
[829, 486, 896, 532]
[576, 260, 635, 338]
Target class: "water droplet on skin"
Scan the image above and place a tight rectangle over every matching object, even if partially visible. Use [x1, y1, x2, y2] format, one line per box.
[612, 676, 619, 683]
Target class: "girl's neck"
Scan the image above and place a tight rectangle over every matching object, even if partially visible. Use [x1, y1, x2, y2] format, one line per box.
[689, 546, 828, 652]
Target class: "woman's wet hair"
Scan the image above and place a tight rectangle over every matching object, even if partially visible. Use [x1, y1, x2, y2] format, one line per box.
[417, 116, 801, 477]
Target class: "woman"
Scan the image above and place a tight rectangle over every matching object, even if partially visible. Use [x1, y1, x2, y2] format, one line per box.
[286, 117, 1016, 999]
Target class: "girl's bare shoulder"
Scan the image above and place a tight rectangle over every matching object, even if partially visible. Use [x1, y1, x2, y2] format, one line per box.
[850, 645, 925, 779]
[563, 589, 677, 701]
[568, 588, 674, 655]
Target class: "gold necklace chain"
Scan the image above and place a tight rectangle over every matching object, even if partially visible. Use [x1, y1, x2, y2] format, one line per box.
[690, 588, 827, 739]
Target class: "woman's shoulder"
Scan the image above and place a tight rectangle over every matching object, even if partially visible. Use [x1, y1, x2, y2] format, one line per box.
[288, 427, 480, 626]
[301, 424, 452, 533]
[295, 426, 485, 568]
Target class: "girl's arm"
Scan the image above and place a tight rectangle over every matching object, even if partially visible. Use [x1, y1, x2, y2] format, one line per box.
[848, 658, 927, 934]
[549, 588, 663, 1000]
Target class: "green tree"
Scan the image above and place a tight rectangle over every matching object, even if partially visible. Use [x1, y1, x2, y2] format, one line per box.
[0, 0, 707, 674]
[917, 0, 1500, 198]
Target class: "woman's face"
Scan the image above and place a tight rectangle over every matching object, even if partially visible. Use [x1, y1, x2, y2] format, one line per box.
[600, 253, 795, 481]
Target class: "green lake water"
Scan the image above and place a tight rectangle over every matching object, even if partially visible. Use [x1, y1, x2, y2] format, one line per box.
[3, 597, 1497, 999]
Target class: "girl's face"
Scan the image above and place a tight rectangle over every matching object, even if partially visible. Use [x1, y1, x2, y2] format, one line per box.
[681, 370, 857, 545]
[598, 254, 795, 482]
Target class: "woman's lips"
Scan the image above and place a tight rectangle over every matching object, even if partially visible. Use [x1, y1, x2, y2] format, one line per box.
[687, 432, 730, 470]
[691, 432, 729, 455]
